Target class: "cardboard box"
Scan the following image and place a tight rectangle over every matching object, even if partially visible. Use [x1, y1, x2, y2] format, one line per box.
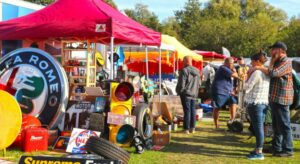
[158, 124, 172, 132]
[152, 130, 170, 146]
[48, 130, 58, 146]
[151, 95, 183, 119]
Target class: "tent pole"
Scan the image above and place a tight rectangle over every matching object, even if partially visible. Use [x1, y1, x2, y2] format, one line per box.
[110, 37, 114, 80]
[159, 47, 162, 112]
[145, 46, 149, 80]
[173, 52, 175, 76]
[176, 54, 179, 74]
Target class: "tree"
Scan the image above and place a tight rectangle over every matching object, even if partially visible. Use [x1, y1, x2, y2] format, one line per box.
[174, 0, 202, 45]
[24, 0, 54, 5]
[124, 3, 161, 31]
[280, 17, 300, 57]
[161, 17, 181, 38]
[174, 0, 288, 57]
[104, 0, 118, 9]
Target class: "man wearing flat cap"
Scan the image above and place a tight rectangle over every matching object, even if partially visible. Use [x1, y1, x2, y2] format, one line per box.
[255, 41, 294, 157]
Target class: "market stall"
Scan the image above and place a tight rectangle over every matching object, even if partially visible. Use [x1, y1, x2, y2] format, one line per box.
[0, 0, 169, 163]
[162, 35, 203, 71]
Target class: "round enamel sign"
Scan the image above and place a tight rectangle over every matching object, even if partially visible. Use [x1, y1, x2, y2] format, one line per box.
[0, 48, 69, 129]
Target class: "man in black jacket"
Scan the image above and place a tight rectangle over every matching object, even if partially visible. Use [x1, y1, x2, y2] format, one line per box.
[176, 56, 201, 134]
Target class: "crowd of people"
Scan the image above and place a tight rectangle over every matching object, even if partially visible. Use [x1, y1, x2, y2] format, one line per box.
[176, 41, 295, 160]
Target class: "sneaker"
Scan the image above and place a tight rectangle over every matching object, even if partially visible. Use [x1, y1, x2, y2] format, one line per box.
[190, 128, 195, 134]
[248, 150, 256, 155]
[273, 152, 293, 157]
[247, 153, 264, 160]
[184, 130, 189, 134]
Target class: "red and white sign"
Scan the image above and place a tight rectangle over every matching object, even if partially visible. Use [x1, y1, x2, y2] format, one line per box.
[66, 128, 100, 154]
[107, 112, 136, 127]
[95, 24, 106, 32]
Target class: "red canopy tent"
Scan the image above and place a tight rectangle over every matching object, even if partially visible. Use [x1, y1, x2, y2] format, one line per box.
[194, 51, 226, 60]
[126, 60, 174, 75]
[194, 50, 237, 62]
[0, 0, 161, 46]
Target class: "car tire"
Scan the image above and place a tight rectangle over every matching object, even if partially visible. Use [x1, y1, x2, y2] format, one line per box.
[133, 103, 153, 140]
[86, 136, 130, 164]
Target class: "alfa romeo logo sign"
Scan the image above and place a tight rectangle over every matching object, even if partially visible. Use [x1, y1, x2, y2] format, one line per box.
[0, 48, 69, 128]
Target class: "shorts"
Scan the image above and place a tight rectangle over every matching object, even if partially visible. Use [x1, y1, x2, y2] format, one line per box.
[212, 94, 238, 109]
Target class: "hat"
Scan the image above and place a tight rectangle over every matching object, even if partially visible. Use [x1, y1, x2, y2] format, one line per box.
[269, 41, 287, 51]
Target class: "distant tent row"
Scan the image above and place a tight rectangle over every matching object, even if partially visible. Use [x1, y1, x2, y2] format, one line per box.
[123, 35, 203, 75]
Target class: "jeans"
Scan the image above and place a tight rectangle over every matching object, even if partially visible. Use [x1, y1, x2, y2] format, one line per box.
[270, 102, 293, 154]
[180, 95, 196, 130]
[247, 104, 268, 149]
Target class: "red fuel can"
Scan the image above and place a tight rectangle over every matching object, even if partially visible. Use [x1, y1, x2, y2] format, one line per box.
[22, 127, 49, 152]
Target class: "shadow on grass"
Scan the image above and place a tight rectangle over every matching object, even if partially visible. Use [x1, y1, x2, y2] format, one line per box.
[162, 142, 249, 158]
[172, 135, 252, 149]
[163, 129, 254, 159]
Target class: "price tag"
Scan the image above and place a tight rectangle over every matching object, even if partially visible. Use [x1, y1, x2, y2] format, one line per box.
[107, 112, 136, 127]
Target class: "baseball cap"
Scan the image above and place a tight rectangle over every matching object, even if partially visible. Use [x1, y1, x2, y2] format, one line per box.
[269, 41, 287, 51]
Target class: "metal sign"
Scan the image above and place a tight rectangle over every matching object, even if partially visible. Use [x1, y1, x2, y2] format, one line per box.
[291, 123, 300, 140]
[19, 156, 120, 164]
[0, 48, 69, 129]
[107, 112, 136, 127]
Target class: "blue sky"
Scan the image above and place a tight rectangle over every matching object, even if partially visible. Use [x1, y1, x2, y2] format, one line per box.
[114, 0, 300, 21]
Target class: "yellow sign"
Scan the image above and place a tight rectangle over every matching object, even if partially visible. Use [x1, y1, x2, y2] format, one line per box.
[0, 90, 22, 150]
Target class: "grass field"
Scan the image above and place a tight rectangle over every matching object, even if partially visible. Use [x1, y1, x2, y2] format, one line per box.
[1, 112, 300, 164]
[128, 112, 300, 164]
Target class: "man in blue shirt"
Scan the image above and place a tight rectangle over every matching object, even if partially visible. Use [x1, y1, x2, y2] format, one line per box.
[211, 57, 240, 129]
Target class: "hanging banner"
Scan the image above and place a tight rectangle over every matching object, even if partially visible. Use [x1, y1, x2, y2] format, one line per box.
[0, 48, 69, 129]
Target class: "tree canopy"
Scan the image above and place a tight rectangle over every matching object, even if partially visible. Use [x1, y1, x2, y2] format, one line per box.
[124, 3, 161, 31]
[174, 0, 291, 57]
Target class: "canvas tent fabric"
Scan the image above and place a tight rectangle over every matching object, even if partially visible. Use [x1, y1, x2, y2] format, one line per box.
[124, 51, 174, 63]
[0, 0, 161, 46]
[162, 35, 202, 62]
[126, 60, 173, 75]
[194, 50, 226, 59]
[194, 50, 238, 62]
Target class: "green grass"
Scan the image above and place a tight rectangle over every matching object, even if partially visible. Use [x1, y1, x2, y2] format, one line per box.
[128, 112, 300, 164]
[2, 111, 300, 164]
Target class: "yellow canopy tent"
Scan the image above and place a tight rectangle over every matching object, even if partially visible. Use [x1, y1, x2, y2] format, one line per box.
[162, 35, 202, 62]
[123, 35, 202, 63]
